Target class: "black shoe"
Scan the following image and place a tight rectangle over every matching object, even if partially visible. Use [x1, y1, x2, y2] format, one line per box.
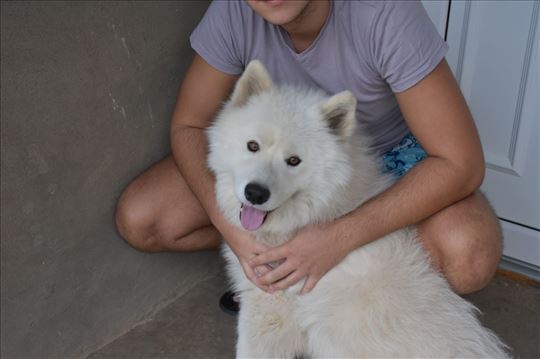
[219, 290, 240, 316]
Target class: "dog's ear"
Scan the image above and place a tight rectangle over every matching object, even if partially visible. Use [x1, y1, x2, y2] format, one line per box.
[320, 91, 357, 137]
[230, 60, 273, 107]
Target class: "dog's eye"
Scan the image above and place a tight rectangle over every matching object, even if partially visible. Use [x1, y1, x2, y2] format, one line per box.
[286, 156, 302, 167]
[247, 140, 259, 152]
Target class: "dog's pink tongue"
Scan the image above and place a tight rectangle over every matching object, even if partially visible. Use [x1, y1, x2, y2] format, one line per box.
[240, 205, 266, 231]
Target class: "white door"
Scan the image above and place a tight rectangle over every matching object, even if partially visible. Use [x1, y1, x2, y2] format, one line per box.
[445, 1, 540, 273]
[422, 0, 450, 38]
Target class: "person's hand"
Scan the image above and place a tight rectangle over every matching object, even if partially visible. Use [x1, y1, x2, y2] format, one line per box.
[248, 222, 351, 294]
[221, 223, 273, 291]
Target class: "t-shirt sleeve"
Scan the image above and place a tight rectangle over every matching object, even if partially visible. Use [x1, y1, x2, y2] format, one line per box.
[370, 1, 448, 93]
[189, 1, 244, 75]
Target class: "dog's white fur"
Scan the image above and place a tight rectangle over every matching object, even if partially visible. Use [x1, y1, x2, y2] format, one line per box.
[207, 60, 508, 358]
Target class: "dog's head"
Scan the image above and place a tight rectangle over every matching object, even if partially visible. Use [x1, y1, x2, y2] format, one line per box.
[207, 60, 357, 234]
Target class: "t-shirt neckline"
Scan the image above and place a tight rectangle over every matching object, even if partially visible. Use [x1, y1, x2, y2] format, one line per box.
[277, 1, 334, 59]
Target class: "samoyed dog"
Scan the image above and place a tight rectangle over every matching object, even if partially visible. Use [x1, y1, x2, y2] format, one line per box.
[207, 60, 508, 358]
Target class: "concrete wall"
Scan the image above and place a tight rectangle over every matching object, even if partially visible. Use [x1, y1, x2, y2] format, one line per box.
[0, 2, 221, 358]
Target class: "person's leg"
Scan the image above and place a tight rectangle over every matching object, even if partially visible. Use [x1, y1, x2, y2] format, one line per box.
[418, 191, 503, 295]
[115, 154, 221, 252]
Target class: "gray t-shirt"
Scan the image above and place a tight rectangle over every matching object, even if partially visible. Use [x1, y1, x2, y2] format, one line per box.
[190, 0, 448, 153]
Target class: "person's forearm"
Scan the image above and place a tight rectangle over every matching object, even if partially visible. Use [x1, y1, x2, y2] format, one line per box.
[170, 126, 234, 236]
[335, 155, 482, 252]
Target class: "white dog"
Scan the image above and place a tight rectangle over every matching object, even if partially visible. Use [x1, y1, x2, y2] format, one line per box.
[207, 60, 508, 358]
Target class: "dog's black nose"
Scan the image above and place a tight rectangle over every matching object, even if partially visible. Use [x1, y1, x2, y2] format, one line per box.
[244, 183, 270, 205]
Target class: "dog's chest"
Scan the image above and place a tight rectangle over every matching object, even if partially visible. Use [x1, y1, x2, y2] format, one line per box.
[256, 231, 292, 248]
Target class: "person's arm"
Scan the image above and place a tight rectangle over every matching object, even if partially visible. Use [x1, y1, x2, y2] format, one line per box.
[170, 54, 269, 285]
[339, 59, 484, 247]
[250, 60, 484, 293]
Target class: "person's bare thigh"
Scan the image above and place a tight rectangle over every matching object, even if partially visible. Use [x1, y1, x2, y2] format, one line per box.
[115, 154, 221, 252]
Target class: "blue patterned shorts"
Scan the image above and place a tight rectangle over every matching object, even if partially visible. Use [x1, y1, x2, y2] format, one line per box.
[382, 133, 427, 178]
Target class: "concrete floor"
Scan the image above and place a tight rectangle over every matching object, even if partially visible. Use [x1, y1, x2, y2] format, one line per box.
[89, 272, 540, 359]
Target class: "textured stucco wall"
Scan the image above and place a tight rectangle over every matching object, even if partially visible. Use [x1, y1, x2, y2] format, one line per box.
[0, 1, 222, 358]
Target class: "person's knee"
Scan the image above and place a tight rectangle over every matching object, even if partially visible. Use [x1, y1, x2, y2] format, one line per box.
[419, 193, 503, 294]
[115, 188, 162, 252]
[443, 219, 503, 294]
